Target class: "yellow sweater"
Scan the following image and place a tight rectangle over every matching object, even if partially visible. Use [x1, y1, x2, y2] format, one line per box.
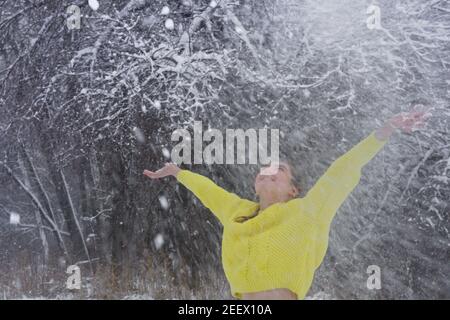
[176, 131, 387, 299]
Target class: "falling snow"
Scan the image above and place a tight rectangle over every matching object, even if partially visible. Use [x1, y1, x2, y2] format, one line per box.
[162, 148, 171, 159]
[158, 196, 169, 210]
[160, 6, 170, 16]
[154, 233, 165, 250]
[133, 127, 146, 144]
[164, 19, 174, 30]
[88, 0, 100, 12]
[0, 0, 448, 300]
[9, 213, 20, 225]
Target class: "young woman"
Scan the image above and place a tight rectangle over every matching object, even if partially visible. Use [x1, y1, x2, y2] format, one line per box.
[143, 110, 429, 300]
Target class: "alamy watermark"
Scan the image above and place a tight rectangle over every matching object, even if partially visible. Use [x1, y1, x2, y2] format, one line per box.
[63, 262, 381, 291]
[170, 121, 279, 166]
[366, 265, 381, 290]
[366, 5, 382, 30]
[66, 5, 81, 30]
[66, 265, 81, 290]
[66, 1, 99, 30]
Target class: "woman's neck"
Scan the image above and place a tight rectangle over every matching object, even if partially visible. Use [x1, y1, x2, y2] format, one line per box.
[259, 193, 290, 211]
[259, 198, 276, 211]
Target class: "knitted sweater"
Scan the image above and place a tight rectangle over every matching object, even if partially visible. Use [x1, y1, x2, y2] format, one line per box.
[176, 131, 387, 299]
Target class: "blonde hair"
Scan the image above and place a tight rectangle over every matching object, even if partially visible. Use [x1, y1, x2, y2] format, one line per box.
[234, 210, 260, 223]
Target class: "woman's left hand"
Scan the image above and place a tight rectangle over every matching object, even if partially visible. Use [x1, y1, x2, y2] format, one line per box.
[375, 106, 432, 141]
[388, 107, 432, 133]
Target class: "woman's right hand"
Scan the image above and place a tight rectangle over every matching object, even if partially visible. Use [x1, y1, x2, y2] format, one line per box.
[143, 163, 180, 179]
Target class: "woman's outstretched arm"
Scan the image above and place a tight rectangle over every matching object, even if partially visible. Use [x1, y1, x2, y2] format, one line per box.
[303, 109, 431, 228]
[143, 163, 247, 225]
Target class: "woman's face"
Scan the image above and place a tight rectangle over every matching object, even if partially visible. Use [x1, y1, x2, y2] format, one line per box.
[254, 162, 298, 200]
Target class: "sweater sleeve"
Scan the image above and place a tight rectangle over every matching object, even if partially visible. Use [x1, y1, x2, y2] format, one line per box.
[176, 169, 245, 225]
[303, 131, 388, 227]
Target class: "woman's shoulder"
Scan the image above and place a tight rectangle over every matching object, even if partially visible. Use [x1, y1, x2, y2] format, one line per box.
[284, 197, 304, 209]
[284, 197, 317, 224]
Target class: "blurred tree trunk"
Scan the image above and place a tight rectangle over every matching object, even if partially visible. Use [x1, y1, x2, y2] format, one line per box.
[19, 144, 68, 259]
[18, 153, 49, 265]
[101, 148, 128, 278]
[36, 125, 85, 262]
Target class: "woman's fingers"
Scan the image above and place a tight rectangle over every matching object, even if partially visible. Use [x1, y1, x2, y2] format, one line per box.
[389, 107, 432, 133]
[143, 169, 164, 179]
[143, 165, 175, 179]
[411, 120, 427, 131]
[143, 169, 156, 178]
[402, 114, 429, 132]
[144, 164, 179, 180]
[410, 106, 432, 122]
